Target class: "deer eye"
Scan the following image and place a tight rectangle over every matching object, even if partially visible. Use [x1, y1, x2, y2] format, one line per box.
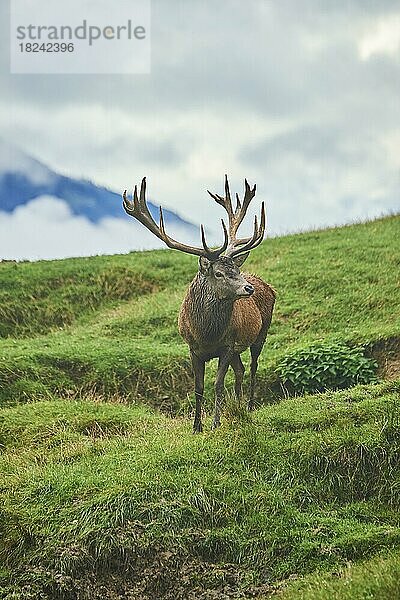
[214, 271, 224, 278]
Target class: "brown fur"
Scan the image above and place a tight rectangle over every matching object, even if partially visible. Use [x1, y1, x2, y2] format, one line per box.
[230, 297, 262, 350]
[177, 262, 276, 431]
[231, 274, 275, 351]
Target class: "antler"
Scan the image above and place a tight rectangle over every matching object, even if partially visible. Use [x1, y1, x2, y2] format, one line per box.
[207, 175, 265, 258]
[122, 177, 228, 260]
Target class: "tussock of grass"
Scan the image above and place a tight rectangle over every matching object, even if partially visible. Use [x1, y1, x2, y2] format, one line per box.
[1, 382, 400, 598]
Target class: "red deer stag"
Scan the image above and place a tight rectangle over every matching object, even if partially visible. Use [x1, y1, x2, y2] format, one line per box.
[122, 176, 275, 432]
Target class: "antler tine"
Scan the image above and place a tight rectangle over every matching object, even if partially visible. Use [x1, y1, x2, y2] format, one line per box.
[207, 190, 225, 208]
[137, 178, 156, 224]
[123, 186, 139, 215]
[230, 179, 257, 234]
[240, 179, 256, 215]
[122, 178, 228, 261]
[207, 174, 234, 217]
[139, 177, 146, 204]
[201, 219, 228, 257]
[224, 174, 233, 215]
[228, 201, 266, 258]
[209, 176, 260, 252]
[235, 193, 241, 212]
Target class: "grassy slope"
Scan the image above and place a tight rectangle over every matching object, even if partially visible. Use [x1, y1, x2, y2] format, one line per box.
[283, 551, 400, 600]
[1, 381, 400, 599]
[0, 215, 399, 409]
[0, 215, 400, 598]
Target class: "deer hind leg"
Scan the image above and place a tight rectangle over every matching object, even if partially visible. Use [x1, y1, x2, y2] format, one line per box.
[249, 333, 268, 411]
[249, 324, 270, 410]
[230, 353, 245, 400]
[248, 345, 260, 411]
[191, 352, 205, 433]
[212, 350, 232, 430]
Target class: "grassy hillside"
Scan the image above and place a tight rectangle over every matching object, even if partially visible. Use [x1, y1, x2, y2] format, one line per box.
[0, 215, 399, 409]
[0, 215, 399, 598]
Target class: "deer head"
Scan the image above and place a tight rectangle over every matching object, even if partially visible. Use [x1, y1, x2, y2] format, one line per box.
[122, 176, 265, 300]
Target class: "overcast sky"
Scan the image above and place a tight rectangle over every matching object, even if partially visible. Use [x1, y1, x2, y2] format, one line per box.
[1, 0, 399, 254]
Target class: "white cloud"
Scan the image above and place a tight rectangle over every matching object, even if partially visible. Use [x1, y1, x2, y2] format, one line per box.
[0, 0, 399, 252]
[0, 196, 168, 260]
[382, 131, 400, 169]
[358, 13, 400, 60]
[0, 104, 279, 229]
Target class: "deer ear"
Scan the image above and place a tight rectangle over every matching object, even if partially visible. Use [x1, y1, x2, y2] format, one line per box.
[199, 256, 211, 274]
[232, 252, 250, 268]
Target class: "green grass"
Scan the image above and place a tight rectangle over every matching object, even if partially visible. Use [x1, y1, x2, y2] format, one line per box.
[282, 551, 400, 599]
[0, 215, 399, 598]
[0, 252, 182, 338]
[1, 381, 400, 598]
[0, 215, 399, 409]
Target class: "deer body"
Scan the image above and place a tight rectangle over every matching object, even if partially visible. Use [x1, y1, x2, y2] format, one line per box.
[122, 176, 275, 432]
[178, 266, 275, 431]
[179, 272, 274, 357]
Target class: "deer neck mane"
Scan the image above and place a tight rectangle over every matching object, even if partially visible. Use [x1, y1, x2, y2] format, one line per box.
[188, 273, 234, 343]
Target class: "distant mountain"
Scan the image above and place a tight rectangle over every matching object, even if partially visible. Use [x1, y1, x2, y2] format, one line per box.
[0, 140, 196, 230]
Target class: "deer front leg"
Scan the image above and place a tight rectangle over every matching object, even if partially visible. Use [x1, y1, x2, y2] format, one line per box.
[230, 353, 245, 400]
[191, 352, 205, 433]
[212, 350, 232, 430]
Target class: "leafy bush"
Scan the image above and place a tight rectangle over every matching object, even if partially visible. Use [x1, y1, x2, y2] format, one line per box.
[276, 342, 378, 394]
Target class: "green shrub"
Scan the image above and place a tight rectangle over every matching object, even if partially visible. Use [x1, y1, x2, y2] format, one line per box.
[276, 342, 378, 394]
